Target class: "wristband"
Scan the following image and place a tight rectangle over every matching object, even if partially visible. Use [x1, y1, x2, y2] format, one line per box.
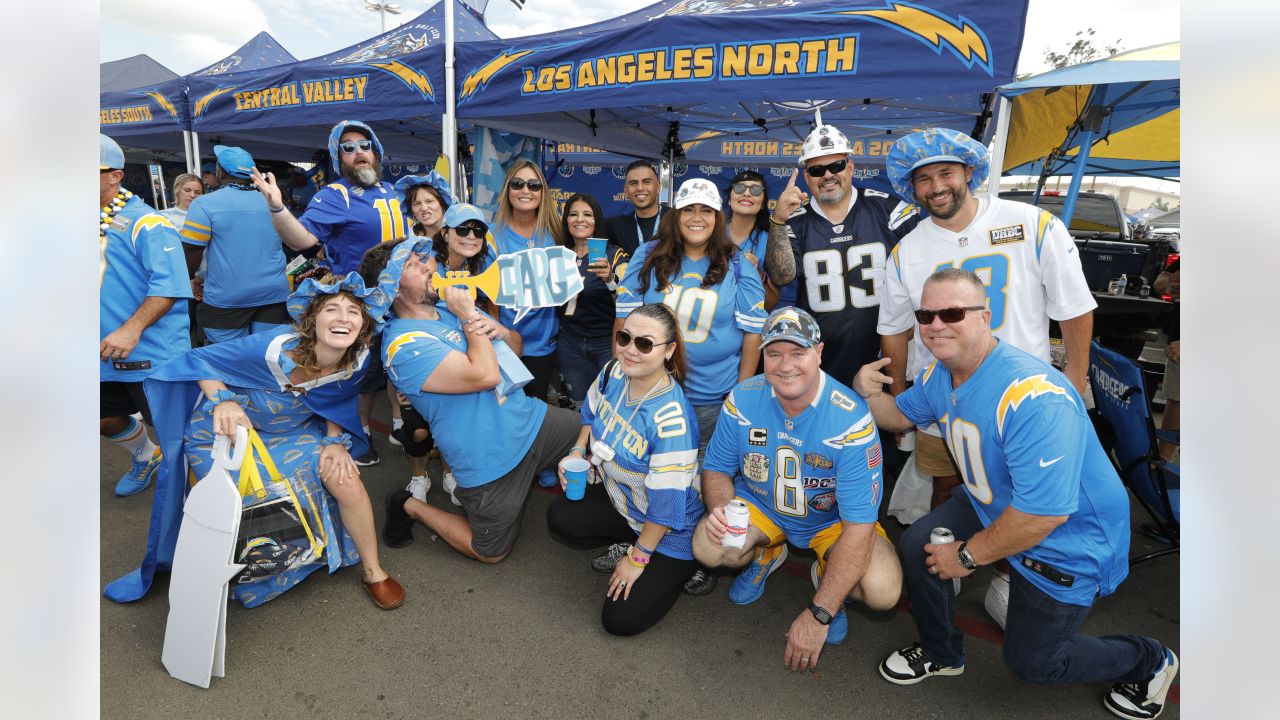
[627, 547, 650, 567]
[320, 433, 353, 450]
[201, 388, 248, 413]
[269, 205, 287, 214]
[633, 540, 656, 557]
[768, 214, 788, 227]
[569, 446, 587, 456]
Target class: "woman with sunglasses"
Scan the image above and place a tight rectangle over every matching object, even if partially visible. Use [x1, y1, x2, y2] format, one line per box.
[486, 159, 564, 403]
[725, 170, 784, 311]
[548, 303, 703, 636]
[616, 177, 767, 454]
[556, 193, 629, 410]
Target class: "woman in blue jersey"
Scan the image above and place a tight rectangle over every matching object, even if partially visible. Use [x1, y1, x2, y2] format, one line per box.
[556, 193, 629, 410]
[487, 158, 564, 402]
[548, 303, 703, 636]
[724, 170, 783, 311]
[616, 177, 767, 453]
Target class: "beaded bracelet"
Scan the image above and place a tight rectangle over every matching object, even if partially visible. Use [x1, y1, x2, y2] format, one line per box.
[201, 388, 248, 413]
[320, 433, 353, 450]
[768, 214, 788, 227]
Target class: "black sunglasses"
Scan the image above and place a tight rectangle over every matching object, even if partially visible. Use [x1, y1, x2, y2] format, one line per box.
[914, 306, 986, 324]
[448, 225, 487, 239]
[731, 182, 764, 197]
[338, 140, 373, 154]
[615, 329, 673, 354]
[805, 158, 849, 178]
[508, 178, 544, 192]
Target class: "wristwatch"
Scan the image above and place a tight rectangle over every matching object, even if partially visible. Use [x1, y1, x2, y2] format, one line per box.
[956, 541, 978, 571]
[807, 601, 833, 625]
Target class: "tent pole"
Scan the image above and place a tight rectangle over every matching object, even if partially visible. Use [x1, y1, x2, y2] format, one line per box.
[986, 95, 1012, 195]
[443, 0, 458, 196]
[189, 132, 201, 176]
[1060, 88, 1108, 226]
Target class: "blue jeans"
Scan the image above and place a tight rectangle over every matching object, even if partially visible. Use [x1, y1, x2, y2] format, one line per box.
[692, 402, 722, 458]
[901, 492, 1165, 685]
[556, 328, 613, 409]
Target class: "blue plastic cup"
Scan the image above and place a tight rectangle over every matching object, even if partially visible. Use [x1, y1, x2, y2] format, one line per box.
[562, 457, 590, 501]
[587, 238, 608, 264]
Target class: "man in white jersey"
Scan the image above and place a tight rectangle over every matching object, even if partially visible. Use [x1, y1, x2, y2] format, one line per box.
[878, 128, 1096, 628]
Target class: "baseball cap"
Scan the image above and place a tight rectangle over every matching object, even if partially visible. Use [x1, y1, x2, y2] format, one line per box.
[100, 134, 125, 170]
[201, 162, 216, 175]
[760, 307, 821, 349]
[442, 202, 487, 228]
[884, 127, 990, 204]
[672, 178, 722, 211]
[213, 144, 255, 179]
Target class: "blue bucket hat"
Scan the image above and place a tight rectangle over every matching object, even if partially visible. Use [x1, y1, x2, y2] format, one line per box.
[442, 202, 487, 228]
[213, 144, 255, 179]
[100, 134, 125, 170]
[362, 237, 434, 324]
[885, 128, 990, 205]
[394, 170, 454, 214]
[328, 120, 385, 174]
[286, 271, 387, 331]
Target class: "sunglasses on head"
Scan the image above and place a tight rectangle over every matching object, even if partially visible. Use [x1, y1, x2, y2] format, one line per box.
[338, 140, 373, 154]
[731, 182, 764, 197]
[805, 158, 849, 178]
[914, 306, 986, 324]
[449, 225, 487, 239]
[615, 329, 673, 354]
[508, 178, 544, 192]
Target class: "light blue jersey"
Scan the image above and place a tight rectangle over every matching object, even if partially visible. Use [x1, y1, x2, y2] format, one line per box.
[616, 242, 767, 404]
[180, 185, 289, 308]
[704, 373, 884, 546]
[486, 224, 559, 356]
[582, 363, 702, 560]
[299, 178, 407, 275]
[100, 193, 191, 382]
[896, 341, 1131, 606]
[383, 310, 546, 488]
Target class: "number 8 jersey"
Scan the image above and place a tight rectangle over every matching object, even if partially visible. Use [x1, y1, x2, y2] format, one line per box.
[785, 188, 918, 387]
[703, 374, 885, 545]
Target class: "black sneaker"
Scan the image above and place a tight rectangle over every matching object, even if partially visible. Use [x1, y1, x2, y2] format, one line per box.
[383, 489, 414, 548]
[388, 426, 404, 447]
[879, 643, 965, 685]
[354, 446, 381, 466]
[683, 568, 718, 596]
[590, 543, 630, 573]
[1104, 649, 1179, 720]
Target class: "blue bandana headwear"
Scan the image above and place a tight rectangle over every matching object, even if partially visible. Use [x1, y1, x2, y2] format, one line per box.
[327, 120, 385, 175]
[885, 128, 990, 205]
[394, 171, 454, 215]
[365, 237, 433, 325]
[286, 271, 386, 331]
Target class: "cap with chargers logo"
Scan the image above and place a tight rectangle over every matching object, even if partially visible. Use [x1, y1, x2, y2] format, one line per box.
[760, 306, 821, 349]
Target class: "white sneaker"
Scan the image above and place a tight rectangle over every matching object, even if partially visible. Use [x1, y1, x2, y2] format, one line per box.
[442, 471, 461, 507]
[984, 570, 1010, 629]
[406, 475, 430, 502]
[1104, 648, 1179, 720]
[880, 643, 965, 685]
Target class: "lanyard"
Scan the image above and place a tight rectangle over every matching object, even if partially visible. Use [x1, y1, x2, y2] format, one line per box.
[635, 209, 661, 244]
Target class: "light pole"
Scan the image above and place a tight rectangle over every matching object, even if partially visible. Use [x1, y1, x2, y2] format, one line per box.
[364, 0, 401, 32]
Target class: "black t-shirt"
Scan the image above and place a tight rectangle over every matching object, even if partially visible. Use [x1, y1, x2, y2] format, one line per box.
[559, 242, 631, 339]
[602, 211, 661, 256]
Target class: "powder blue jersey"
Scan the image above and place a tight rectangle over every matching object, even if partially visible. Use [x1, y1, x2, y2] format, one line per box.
[486, 224, 560, 357]
[383, 310, 547, 488]
[180, 185, 289, 308]
[100, 193, 192, 382]
[583, 363, 703, 559]
[896, 341, 1131, 606]
[616, 241, 767, 405]
[299, 179, 408, 275]
[704, 373, 884, 546]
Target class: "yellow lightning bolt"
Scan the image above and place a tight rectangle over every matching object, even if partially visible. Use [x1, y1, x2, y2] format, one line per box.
[460, 50, 534, 102]
[141, 90, 177, 119]
[681, 130, 721, 152]
[131, 213, 175, 245]
[193, 86, 236, 119]
[366, 60, 434, 101]
[824, 416, 876, 449]
[996, 375, 1070, 434]
[386, 331, 432, 366]
[839, 2, 991, 72]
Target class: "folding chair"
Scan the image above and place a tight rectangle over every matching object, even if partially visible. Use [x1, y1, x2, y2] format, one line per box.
[1088, 341, 1180, 565]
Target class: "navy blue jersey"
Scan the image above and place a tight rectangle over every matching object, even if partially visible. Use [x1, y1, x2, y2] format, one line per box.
[299, 179, 407, 275]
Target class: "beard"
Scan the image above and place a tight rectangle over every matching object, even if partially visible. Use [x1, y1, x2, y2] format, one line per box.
[814, 182, 849, 205]
[341, 159, 382, 188]
[918, 185, 969, 220]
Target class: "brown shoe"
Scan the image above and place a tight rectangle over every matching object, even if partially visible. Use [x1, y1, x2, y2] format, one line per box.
[363, 575, 405, 610]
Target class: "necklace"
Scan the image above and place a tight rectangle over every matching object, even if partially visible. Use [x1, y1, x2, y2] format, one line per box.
[100, 189, 132, 241]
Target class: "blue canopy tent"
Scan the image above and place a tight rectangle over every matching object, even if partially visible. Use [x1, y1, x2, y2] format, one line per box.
[988, 41, 1180, 223]
[455, 0, 1029, 189]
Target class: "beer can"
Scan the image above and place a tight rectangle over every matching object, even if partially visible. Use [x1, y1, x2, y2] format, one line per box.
[723, 500, 751, 548]
[930, 528, 955, 546]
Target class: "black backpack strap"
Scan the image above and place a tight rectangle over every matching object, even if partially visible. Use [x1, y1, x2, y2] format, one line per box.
[598, 359, 619, 394]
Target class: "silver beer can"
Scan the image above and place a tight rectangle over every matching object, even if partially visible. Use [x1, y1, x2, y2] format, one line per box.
[723, 499, 751, 548]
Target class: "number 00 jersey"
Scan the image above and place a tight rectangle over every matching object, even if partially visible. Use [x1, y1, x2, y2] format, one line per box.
[785, 188, 918, 386]
[703, 373, 885, 546]
[896, 341, 1130, 606]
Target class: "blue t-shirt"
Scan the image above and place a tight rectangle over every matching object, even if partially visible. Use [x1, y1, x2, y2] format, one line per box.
[704, 373, 884, 546]
[896, 341, 1131, 606]
[486, 224, 560, 357]
[299, 179, 407, 275]
[100, 193, 192, 382]
[382, 311, 547, 488]
[180, 185, 289, 308]
[582, 363, 702, 559]
[616, 242, 767, 404]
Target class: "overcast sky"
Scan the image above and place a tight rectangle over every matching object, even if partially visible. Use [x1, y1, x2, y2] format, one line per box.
[100, 0, 1179, 76]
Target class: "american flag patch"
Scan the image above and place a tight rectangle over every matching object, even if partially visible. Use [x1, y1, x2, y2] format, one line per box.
[866, 444, 882, 469]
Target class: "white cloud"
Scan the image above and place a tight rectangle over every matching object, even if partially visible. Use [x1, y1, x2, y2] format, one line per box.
[102, 0, 271, 70]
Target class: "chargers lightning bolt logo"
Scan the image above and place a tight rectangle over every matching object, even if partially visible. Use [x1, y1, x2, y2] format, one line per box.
[193, 86, 237, 119]
[460, 50, 535, 102]
[836, 1, 995, 76]
[823, 415, 877, 449]
[140, 90, 178, 119]
[365, 60, 434, 101]
[996, 375, 1073, 434]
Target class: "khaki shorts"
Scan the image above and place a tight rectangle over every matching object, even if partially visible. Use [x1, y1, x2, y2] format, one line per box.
[915, 431, 960, 477]
[1163, 356, 1180, 401]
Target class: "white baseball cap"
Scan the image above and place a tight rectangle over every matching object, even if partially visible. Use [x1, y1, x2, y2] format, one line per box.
[672, 178, 722, 211]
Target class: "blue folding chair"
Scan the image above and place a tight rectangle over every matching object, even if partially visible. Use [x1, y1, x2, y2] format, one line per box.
[1089, 341, 1180, 564]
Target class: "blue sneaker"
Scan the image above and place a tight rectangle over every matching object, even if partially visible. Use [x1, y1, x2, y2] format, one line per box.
[728, 544, 788, 605]
[809, 560, 847, 644]
[115, 448, 161, 497]
[537, 468, 558, 488]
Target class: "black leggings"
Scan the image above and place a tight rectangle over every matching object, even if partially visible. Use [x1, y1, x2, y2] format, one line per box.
[521, 352, 557, 403]
[546, 483, 698, 636]
[398, 403, 434, 458]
